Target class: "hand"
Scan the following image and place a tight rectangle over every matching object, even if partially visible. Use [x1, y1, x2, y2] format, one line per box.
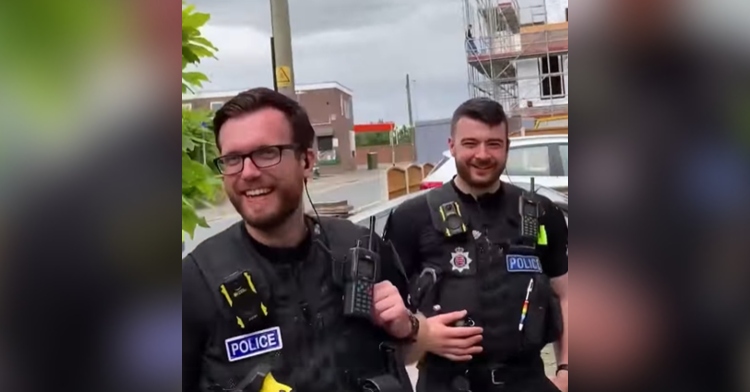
[424, 310, 483, 362]
[372, 281, 412, 339]
[549, 370, 567, 392]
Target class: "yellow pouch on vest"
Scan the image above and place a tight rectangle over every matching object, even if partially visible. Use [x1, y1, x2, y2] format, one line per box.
[537, 225, 548, 245]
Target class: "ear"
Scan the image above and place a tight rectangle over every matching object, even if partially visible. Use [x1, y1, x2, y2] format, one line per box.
[448, 137, 456, 158]
[302, 148, 316, 179]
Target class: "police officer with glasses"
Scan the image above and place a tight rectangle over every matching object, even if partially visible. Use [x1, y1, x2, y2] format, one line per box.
[384, 98, 569, 392]
[182, 88, 430, 392]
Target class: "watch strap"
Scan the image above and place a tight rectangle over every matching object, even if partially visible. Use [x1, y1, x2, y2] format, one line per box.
[404, 311, 420, 342]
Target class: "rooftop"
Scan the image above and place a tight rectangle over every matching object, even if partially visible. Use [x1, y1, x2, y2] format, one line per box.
[182, 81, 354, 101]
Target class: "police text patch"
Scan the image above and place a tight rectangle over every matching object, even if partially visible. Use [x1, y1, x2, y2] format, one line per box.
[225, 326, 283, 362]
[506, 255, 543, 273]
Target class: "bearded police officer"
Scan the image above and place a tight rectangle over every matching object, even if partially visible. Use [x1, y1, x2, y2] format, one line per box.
[183, 88, 430, 392]
[384, 98, 569, 392]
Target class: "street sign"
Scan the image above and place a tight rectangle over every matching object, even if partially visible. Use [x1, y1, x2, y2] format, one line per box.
[275, 66, 292, 88]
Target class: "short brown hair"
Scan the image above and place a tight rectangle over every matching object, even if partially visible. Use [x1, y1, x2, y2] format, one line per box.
[450, 97, 508, 136]
[212, 87, 315, 151]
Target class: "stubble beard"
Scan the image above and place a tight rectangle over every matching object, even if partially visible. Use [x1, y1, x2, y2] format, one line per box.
[229, 185, 304, 231]
[456, 159, 505, 189]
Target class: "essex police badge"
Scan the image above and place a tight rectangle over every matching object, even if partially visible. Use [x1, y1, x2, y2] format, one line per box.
[449, 247, 472, 273]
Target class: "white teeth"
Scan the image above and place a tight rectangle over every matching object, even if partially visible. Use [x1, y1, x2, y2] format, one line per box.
[245, 188, 272, 197]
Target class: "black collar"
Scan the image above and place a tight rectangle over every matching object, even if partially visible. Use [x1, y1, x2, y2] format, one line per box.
[450, 177, 508, 208]
[241, 219, 314, 264]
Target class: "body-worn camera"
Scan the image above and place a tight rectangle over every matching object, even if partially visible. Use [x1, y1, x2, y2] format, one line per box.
[219, 271, 268, 330]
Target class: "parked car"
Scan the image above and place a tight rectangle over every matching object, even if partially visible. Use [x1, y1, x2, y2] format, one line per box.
[420, 135, 568, 192]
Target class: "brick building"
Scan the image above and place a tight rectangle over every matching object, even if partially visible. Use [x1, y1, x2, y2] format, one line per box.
[182, 82, 357, 172]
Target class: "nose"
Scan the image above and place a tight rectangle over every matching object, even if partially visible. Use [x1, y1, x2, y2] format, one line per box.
[475, 144, 491, 159]
[239, 157, 262, 180]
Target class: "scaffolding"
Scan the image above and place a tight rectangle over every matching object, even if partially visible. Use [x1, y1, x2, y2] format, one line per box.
[462, 0, 569, 123]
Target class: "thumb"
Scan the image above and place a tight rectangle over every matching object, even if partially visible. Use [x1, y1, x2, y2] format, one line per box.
[432, 310, 467, 325]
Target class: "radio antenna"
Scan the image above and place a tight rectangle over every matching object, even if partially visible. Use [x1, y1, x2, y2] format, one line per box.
[367, 216, 376, 250]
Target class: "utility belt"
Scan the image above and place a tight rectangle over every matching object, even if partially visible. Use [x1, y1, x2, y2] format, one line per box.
[420, 354, 547, 391]
[356, 341, 413, 392]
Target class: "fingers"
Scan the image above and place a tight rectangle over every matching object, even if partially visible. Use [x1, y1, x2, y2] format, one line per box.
[372, 281, 407, 324]
[378, 304, 407, 323]
[445, 326, 483, 338]
[434, 339, 483, 362]
[441, 344, 483, 357]
[430, 310, 468, 325]
[445, 334, 483, 350]
[443, 353, 473, 362]
[373, 289, 402, 314]
[372, 281, 398, 303]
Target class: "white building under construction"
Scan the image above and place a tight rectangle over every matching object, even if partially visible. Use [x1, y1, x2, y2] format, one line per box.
[463, 0, 568, 129]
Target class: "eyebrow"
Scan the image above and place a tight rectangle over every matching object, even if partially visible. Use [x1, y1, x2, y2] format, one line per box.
[461, 138, 505, 143]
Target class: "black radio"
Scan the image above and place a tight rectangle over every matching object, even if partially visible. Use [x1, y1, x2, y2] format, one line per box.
[518, 177, 541, 246]
[343, 216, 380, 319]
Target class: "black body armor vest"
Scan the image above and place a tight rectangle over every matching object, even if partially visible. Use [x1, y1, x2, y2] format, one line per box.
[189, 217, 403, 392]
[413, 183, 562, 366]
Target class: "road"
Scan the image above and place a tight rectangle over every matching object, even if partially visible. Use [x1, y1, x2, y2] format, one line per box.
[183, 170, 385, 255]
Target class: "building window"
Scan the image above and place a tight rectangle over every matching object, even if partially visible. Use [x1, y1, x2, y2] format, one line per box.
[538, 55, 565, 99]
[317, 136, 334, 151]
[209, 101, 224, 111]
[343, 98, 351, 119]
[182, 103, 192, 111]
[316, 136, 337, 163]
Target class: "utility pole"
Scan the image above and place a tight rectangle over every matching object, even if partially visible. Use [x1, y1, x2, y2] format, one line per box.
[405, 74, 414, 127]
[270, 0, 296, 99]
[270, 37, 277, 91]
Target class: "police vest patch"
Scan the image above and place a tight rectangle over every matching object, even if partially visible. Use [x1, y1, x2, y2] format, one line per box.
[450, 247, 472, 273]
[506, 255, 543, 273]
[225, 326, 283, 362]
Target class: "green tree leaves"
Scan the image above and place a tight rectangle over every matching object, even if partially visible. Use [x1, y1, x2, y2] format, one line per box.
[182, 2, 217, 94]
[182, 2, 221, 238]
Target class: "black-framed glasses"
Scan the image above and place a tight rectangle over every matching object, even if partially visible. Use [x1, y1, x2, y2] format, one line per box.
[213, 144, 299, 175]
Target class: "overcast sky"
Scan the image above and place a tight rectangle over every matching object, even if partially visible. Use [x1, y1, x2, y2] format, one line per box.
[190, 0, 470, 124]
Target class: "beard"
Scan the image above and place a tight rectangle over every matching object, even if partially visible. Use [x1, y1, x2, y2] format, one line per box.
[228, 182, 304, 231]
[455, 158, 505, 189]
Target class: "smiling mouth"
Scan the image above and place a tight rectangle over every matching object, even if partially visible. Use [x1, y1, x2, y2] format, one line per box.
[244, 188, 272, 197]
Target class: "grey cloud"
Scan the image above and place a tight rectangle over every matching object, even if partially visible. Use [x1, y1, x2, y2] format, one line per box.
[192, 0, 449, 37]
[192, 0, 471, 123]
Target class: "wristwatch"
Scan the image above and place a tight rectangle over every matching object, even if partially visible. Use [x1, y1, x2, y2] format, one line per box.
[556, 364, 568, 375]
[403, 310, 420, 342]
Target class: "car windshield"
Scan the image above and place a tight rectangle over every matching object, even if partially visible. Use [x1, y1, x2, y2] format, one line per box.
[428, 155, 451, 175]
